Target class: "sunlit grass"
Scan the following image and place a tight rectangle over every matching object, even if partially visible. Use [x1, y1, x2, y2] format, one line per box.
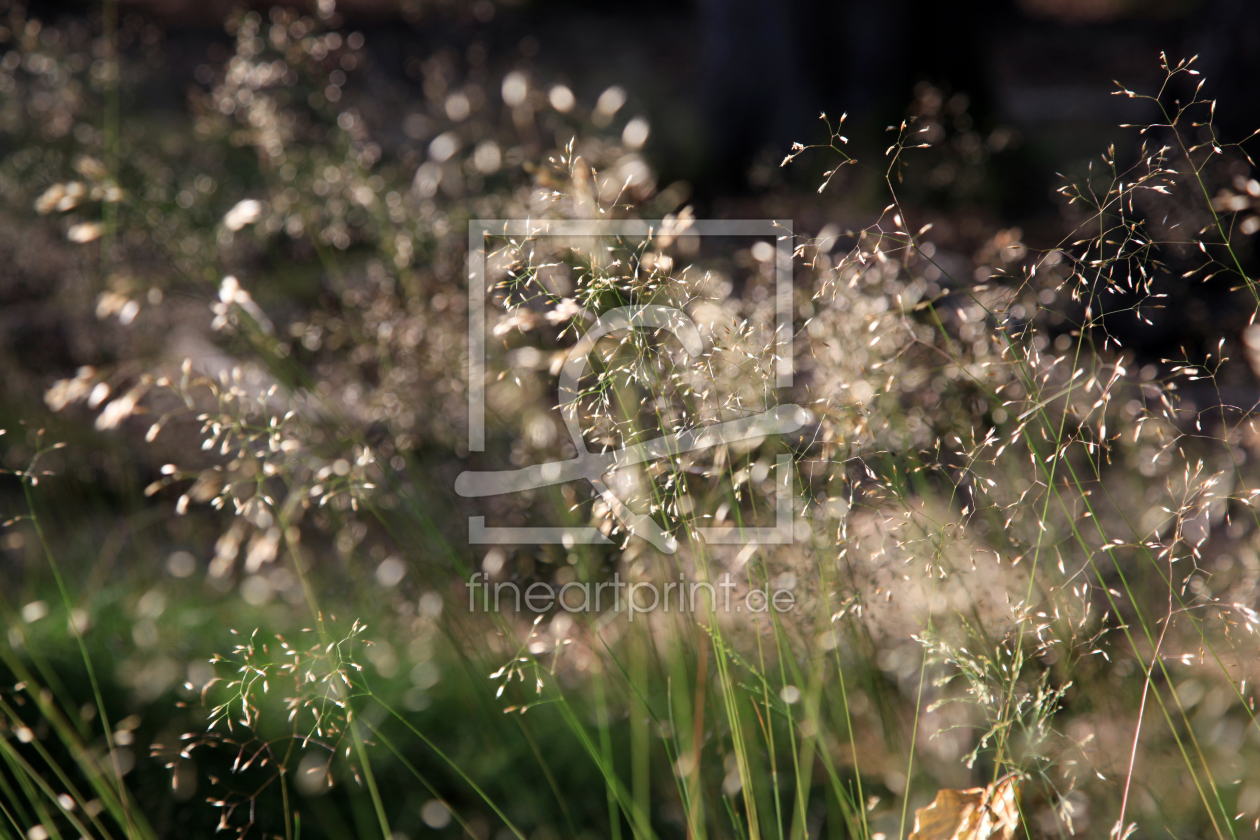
[1, 4, 1260, 840]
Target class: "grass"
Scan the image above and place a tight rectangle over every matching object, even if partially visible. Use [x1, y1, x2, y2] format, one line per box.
[3, 4, 1260, 840]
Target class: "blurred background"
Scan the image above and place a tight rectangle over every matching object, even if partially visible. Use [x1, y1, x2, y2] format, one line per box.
[24, 0, 1260, 199]
[11, 0, 1259, 357]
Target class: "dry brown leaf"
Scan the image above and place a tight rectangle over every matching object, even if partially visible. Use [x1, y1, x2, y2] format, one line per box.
[908, 774, 1021, 840]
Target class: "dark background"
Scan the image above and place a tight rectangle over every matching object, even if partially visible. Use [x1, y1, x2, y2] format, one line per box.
[24, 0, 1260, 199]
[8, 0, 1260, 404]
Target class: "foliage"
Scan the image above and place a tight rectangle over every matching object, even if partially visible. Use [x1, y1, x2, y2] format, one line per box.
[2, 4, 1260, 840]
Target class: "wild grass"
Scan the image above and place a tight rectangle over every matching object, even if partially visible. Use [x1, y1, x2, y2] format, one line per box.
[2, 3, 1260, 839]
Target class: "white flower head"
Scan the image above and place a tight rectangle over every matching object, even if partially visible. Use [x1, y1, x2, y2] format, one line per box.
[223, 199, 264, 232]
